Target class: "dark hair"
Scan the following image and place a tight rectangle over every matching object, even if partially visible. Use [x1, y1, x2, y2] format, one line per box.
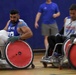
[10, 9, 19, 14]
[69, 4, 76, 10]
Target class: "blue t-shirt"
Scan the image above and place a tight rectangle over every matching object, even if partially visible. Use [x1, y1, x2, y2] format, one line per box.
[38, 2, 60, 24]
[7, 19, 28, 37]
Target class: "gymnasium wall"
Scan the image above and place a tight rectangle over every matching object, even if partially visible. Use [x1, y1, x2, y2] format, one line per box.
[0, 0, 76, 49]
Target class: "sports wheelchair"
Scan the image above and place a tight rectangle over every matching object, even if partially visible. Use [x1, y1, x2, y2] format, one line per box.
[0, 40, 35, 69]
[41, 38, 76, 70]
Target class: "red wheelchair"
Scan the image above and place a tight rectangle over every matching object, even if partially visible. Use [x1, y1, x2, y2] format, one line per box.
[0, 40, 35, 69]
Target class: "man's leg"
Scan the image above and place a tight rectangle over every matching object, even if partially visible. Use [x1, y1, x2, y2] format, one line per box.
[0, 32, 8, 59]
[47, 35, 56, 56]
[44, 36, 49, 51]
[41, 35, 56, 62]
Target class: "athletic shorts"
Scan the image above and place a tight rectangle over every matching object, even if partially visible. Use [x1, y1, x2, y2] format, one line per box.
[41, 23, 59, 36]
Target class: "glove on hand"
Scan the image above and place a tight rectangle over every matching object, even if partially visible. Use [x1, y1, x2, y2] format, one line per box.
[8, 36, 20, 43]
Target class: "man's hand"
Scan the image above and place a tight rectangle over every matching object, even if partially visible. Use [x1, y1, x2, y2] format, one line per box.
[35, 22, 39, 29]
[8, 36, 20, 43]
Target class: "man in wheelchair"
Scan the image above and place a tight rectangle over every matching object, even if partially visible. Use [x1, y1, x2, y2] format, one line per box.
[41, 4, 76, 64]
[0, 9, 33, 58]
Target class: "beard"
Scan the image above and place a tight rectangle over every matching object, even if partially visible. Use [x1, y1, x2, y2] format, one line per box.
[71, 17, 76, 21]
[11, 19, 19, 24]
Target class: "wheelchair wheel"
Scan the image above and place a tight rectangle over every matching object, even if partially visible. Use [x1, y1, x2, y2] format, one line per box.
[4, 40, 34, 69]
[68, 44, 76, 69]
[62, 38, 71, 56]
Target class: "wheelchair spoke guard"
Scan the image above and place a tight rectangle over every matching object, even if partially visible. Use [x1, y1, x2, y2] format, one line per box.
[5, 40, 34, 69]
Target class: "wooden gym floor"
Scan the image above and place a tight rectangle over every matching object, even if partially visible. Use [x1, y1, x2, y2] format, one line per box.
[0, 52, 76, 75]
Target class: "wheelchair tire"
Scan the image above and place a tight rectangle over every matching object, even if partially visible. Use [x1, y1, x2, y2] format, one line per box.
[68, 44, 76, 69]
[4, 40, 34, 69]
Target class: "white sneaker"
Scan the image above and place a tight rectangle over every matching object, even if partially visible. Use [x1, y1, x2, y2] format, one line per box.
[63, 56, 68, 63]
[40, 56, 53, 63]
[63, 59, 68, 63]
[1, 59, 8, 64]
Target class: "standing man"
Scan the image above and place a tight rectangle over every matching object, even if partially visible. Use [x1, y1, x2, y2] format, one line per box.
[35, 0, 60, 51]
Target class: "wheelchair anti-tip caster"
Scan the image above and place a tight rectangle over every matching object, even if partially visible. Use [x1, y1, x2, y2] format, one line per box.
[42, 62, 47, 68]
[31, 63, 35, 69]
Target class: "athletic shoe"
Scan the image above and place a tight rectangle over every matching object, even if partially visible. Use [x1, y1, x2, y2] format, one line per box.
[63, 56, 68, 63]
[40, 56, 53, 63]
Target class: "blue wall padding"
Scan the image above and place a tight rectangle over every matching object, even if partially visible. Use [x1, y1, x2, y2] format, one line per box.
[0, 0, 76, 49]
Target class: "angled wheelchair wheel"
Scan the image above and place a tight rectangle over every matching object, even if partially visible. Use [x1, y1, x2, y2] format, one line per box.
[4, 40, 34, 69]
[62, 38, 71, 56]
[68, 44, 76, 69]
